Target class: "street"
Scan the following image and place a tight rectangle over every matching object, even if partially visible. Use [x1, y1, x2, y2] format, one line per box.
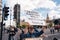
[2, 28, 60, 40]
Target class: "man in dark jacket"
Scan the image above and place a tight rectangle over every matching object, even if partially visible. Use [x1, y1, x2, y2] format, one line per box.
[20, 27, 29, 40]
[28, 27, 44, 37]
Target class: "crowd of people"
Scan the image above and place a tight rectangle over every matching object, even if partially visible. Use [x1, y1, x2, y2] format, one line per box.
[5, 25, 60, 40]
[20, 26, 47, 40]
[6, 25, 48, 40]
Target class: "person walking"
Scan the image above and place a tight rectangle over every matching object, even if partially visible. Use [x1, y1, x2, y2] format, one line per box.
[50, 27, 55, 34]
[7, 26, 18, 40]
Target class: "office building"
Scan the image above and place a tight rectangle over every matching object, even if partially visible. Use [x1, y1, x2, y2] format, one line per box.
[14, 4, 20, 27]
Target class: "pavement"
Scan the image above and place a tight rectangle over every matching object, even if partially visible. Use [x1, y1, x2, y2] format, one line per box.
[2, 28, 21, 40]
[43, 33, 60, 40]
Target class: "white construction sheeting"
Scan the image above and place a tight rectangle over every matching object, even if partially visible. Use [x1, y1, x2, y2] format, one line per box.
[25, 11, 46, 26]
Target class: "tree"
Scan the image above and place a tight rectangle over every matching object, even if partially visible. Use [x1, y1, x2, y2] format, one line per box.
[54, 20, 59, 25]
[17, 24, 20, 28]
[22, 24, 26, 29]
[17, 24, 26, 29]
[48, 22, 53, 27]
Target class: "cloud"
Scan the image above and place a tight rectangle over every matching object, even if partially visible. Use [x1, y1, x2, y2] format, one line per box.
[55, 5, 60, 11]
[6, 0, 60, 22]
[3, 0, 60, 26]
[48, 4, 60, 20]
[37, 0, 56, 9]
[49, 10, 60, 20]
[6, 0, 56, 11]
[6, 0, 57, 19]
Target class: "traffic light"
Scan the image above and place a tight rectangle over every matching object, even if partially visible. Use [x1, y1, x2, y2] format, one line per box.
[3, 6, 9, 20]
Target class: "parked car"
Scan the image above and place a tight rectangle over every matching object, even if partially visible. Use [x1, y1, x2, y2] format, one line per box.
[54, 25, 60, 32]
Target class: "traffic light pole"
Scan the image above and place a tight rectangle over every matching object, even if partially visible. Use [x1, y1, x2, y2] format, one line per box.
[0, 6, 9, 40]
[1, 20, 3, 40]
[0, 10, 4, 40]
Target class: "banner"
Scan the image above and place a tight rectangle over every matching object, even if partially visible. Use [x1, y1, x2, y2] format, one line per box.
[25, 37, 43, 40]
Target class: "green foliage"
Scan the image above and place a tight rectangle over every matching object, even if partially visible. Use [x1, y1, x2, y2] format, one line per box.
[17, 23, 27, 29]
[17, 24, 21, 28]
[48, 23, 53, 27]
[22, 25, 26, 29]
[54, 20, 59, 25]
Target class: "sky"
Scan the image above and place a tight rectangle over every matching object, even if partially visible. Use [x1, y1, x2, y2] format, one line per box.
[3, 0, 60, 19]
[2, 0, 60, 26]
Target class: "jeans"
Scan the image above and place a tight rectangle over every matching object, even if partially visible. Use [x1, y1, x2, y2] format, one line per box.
[8, 34, 14, 40]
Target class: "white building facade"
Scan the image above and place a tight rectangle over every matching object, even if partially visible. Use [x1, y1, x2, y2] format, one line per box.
[24, 10, 46, 26]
